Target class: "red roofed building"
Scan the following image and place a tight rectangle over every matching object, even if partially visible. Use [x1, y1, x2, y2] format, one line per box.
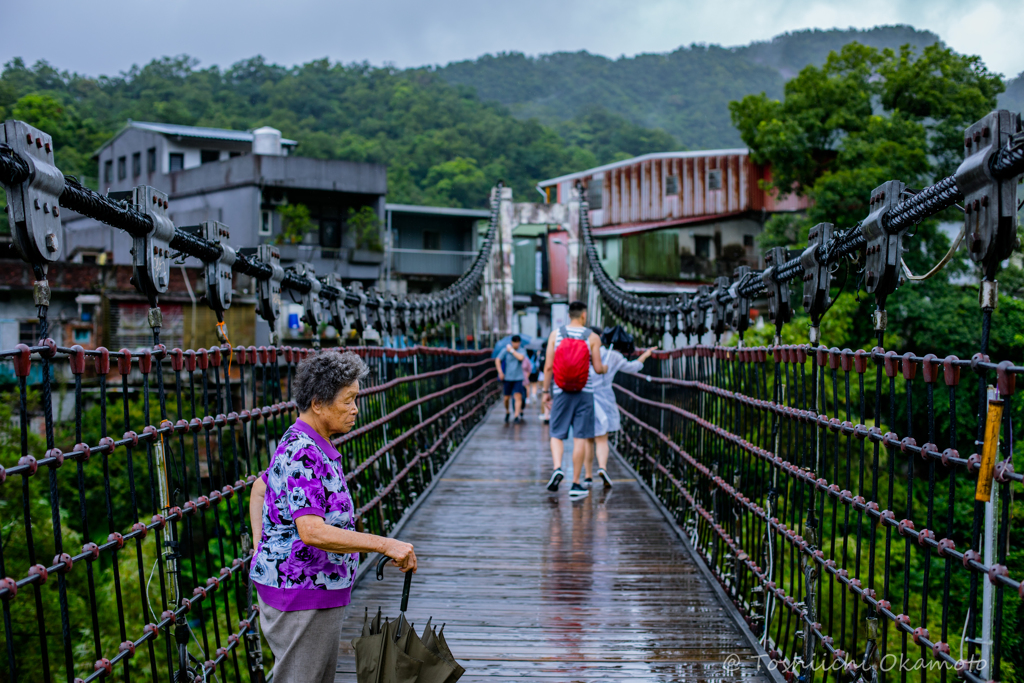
[537, 150, 807, 286]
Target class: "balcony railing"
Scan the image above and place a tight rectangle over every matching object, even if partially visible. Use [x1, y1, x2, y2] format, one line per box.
[391, 248, 476, 277]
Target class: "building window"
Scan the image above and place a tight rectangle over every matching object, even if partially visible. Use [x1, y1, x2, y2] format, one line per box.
[743, 234, 754, 248]
[707, 169, 722, 191]
[18, 321, 39, 345]
[117, 156, 126, 180]
[75, 250, 101, 264]
[665, 175, 679, 195]
[147, 147, 157, 173]
[201, 150, 220, 164]
[259, 210, 273, 236]
[132, 152, 141, 177]
[169, 153, 184, 172]
[423, 231, 441, 251]
[104, 159, 113, 183]
[588, 178, 603, 209]
[694, 235, 711, 259]
[229, 151, 242, 158]
[319, 219, 341, 249]
[73, 329, 92, 344]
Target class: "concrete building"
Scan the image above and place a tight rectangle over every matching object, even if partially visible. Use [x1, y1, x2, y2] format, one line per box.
[56, 121, 391, 345]
[384, 204, 490, 295]
[64, 121, 388, 283]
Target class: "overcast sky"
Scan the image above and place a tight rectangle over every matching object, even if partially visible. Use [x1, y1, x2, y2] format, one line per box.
[4, 0, 1023, 79]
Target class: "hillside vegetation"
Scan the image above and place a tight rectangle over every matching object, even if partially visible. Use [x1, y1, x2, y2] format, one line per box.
[436, 25, 947, 150]
[0, 24, 1019, 215]
[0, 57, 675, 210]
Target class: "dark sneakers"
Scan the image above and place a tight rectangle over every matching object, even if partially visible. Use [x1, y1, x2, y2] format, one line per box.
[583, 477, 593, 489]
[597, 468, 613, 489]
[505, 412, 510, 423]
[546, 468, 564, 491]
[569, 482, 589, 498]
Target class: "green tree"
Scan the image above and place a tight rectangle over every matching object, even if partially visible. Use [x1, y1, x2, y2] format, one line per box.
[730, 41, 1007, 354]
[274, 203, 313, 245]
[422, 157, 490, 208]
[346, 206, 383, 252]
[729, 43, 1022, 680]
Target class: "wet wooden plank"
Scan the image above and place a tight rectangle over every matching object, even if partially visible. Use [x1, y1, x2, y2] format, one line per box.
[335, 401, 769, 681]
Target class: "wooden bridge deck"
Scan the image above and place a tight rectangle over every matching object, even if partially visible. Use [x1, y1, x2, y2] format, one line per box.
[336, 399, 770, 682]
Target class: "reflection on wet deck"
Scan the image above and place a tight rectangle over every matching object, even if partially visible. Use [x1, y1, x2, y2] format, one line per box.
[337, 401, 770, 681]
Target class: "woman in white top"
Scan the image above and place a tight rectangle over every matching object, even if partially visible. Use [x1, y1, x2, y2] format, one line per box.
[585, 331, 655, 488]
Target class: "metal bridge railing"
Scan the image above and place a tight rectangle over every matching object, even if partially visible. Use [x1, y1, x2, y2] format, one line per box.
[0, 342, 495, 683]
[614, 346, 1021, 683]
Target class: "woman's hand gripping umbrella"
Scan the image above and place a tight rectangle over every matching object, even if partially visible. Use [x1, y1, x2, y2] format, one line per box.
[352, 556, 465, 683]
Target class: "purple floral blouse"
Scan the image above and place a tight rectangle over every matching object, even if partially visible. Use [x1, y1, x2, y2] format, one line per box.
[251, 418, 359, 611]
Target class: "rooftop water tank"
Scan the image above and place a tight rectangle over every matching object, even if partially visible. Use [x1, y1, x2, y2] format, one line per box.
[252, 126, 283, 156]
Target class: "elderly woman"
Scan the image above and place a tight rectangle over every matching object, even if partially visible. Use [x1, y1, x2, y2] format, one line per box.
[248, 350, 416, 683]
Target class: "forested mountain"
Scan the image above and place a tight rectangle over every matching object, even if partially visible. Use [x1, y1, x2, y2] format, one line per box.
[734, 25, 940, 78]
[435, 25, 945, 150]
[1000, 72, 1024, 113]
[0, 24, 1018, 213]
[0, 57, 682, 210]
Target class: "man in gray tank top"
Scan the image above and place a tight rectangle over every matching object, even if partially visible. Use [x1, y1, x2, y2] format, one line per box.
[541, 301, 606, 498]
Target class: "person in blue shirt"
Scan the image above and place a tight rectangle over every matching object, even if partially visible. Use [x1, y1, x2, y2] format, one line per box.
[496, 335, 526, 423]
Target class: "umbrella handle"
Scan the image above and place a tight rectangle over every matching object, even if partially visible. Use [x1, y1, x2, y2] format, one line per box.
[374, 554, 413, 614]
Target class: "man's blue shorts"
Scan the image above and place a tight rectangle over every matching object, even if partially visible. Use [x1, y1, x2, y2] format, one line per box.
[502, 380, 524, 397]
[550, 390, 595, 440]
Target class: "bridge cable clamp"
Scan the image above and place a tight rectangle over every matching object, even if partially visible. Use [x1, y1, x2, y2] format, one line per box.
[119, 185, 175, 314]
[690, 285, 711, 338]
[956, 109, 1022, 271]
[196, 221, 236, 315]
[730, 266, 754, 336]
[364, 286, 384, 337]
[801, 223, 834, 320]
[323, 273, 352, 340]
[253, 244, 284, 342]
[348, 281, 369, 337]
[860, 180, 907, 298]
[292, 261, 323, 344]
[710, 276, 733, 339]
[1, 120, 65, 264]
[762, 247, 793, 331]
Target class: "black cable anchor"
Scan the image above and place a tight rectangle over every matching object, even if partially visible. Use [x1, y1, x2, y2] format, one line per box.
[690, 285, 711, 339]
[730, 266, 755, 340]
[323, 273, 352, 340]
[710, 276, 733, 341]
[860, 179, 908, 333]
[349, 281, 370, 339]
[292, 262, 323, 347]
[957, 110, 1023, 310]
[2, 120, 65, 264]
[120, 185, 175, 341]
[800, 222, 834, 344]
[762, 246, 792, 342]
[250, 244, 284, 344]
[203, 221, 236, 315]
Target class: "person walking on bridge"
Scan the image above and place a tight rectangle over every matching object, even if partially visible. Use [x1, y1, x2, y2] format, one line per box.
[584, 330, 656, 488]
[248, 350, 417, 683]
[496, 334, 527, 423]
[542, 301, 606, 497]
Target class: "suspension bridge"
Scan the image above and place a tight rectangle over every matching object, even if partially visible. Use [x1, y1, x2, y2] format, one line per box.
[0, 108, 1021, 683]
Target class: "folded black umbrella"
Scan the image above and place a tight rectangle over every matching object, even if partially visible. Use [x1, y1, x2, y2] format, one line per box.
[601, 325, 635, 356]
[352, 556, 465, 683]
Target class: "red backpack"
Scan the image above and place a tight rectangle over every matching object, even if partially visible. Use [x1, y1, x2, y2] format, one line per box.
[552, 326, 591, 392]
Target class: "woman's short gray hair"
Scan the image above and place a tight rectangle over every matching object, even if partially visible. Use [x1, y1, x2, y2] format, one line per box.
[293, 350, 369, 412]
